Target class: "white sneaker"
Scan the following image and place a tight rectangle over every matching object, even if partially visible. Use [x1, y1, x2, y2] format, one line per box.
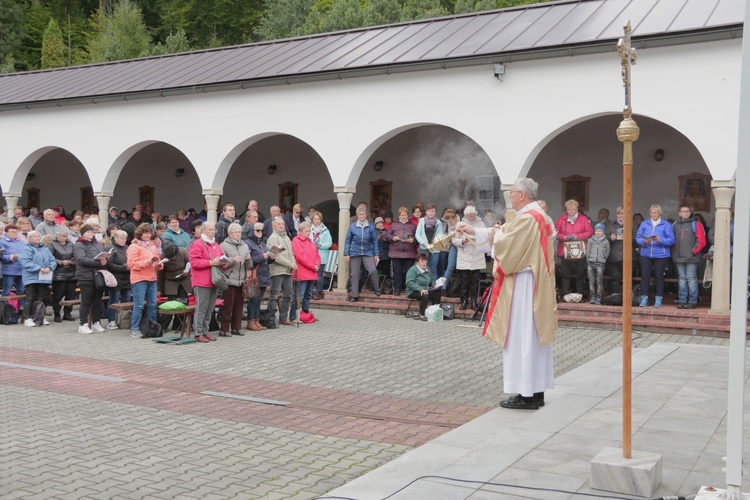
[107, 321, 119, 330]
[24, 318, 36, 327]
[92, 322, 105, 333]
[78, 324, 93, 334]
[130, 330, 143, 339]
[42, 319, 49, 326]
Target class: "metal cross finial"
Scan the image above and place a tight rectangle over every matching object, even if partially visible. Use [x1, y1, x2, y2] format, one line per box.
[617, 21, 637, 118]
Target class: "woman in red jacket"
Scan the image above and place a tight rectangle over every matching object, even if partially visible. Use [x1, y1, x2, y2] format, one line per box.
[188, 222, 226, 342]
[291, 222, 321, 316]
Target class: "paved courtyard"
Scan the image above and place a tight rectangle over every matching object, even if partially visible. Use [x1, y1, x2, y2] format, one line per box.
[0, 309, 741, 499]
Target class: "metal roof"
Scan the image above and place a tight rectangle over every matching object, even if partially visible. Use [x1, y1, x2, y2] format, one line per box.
[0, 0, 743, 109]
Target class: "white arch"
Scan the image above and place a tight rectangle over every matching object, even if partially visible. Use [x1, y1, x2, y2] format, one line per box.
[102, 140, 197, 194]
[4, 146, 89, 196]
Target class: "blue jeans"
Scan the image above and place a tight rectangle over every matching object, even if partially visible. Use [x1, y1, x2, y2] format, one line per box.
[299, 280, 315, 313]
[428, 252, 440, 279]
[675, 262, 699, 304]
[131, 281, 157, 331]
[442, 246, 457, 289]
[2, 274, 25, 310]
[246, 286, 267, 320]
[107, 288, 132, 322]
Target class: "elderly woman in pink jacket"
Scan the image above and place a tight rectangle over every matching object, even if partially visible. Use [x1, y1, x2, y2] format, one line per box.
[292, 221, 321, 317]
[188, 221, 226, 343]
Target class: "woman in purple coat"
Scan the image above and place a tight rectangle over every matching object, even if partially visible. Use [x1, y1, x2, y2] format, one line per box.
[386, 207, 418, 296]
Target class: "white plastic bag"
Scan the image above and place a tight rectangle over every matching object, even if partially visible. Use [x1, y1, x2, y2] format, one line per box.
[425, 304, 443, 322]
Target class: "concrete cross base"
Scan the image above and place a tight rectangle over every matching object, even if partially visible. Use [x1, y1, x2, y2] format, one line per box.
[590, 447, 662, 497]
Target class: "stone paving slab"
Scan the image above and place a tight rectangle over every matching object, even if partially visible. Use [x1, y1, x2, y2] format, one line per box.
[327, 343, 750, 499]
[0, 309, 745, 499]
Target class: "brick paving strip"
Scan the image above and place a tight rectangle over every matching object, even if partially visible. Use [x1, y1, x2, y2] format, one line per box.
[0, 347, 491, 448]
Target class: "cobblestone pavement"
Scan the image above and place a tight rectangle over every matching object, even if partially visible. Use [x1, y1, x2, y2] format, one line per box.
[0, 309, 740, 499]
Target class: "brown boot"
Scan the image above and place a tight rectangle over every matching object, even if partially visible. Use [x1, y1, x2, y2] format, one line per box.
[255, 320, 267, 330]
[246, 320, 253, 330]
[248, 320, 261, 331]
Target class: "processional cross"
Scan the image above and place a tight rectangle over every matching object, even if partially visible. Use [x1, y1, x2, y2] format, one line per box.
[617, 21, 638, 118]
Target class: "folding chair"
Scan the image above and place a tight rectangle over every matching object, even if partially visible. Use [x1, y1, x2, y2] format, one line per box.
[324, 250, 339, 291]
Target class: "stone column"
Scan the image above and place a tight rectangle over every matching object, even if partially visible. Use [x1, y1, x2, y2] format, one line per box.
[709, 180, 735, 314]
[95, 192, 113, 226]
[334, 187, 355, 293]
[501, 184, 515, 221]
[203, 190, 222, 224]
[4, 194, 20, 215]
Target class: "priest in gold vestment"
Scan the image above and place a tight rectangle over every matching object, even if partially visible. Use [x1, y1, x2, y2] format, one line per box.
[458, 178, 557, 410]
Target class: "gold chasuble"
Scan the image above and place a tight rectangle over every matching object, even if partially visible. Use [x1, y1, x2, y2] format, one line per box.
[482, 209, 558, 347]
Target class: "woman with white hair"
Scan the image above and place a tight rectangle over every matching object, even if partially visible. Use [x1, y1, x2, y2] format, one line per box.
[188, 221, 225, 342]
[19, 230, 57, 326]
[49, 227, 77, 322]
[344, 206, 380, 302]
[635, 204, 675, 308]
[219, 222, 251, 336]
[452, 205, 486, 310]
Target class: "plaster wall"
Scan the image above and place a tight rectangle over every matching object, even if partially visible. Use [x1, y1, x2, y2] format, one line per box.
[0, 37, 740, 203]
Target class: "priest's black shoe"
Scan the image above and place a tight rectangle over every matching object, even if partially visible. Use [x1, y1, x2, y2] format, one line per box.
[534, 392, 545, 407]
[459, 299, 467, 310]
[499, 395, 539, 410]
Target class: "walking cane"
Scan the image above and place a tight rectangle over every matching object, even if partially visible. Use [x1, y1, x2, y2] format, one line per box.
[294, 275, 300, 328]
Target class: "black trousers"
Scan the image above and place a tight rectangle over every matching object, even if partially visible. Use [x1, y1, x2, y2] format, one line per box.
[78, 282, 103, 326]
[25, 283, 49, 305]
[391, 258, 413, 294]
[640, 256, 670, 297]
[609, 261, 623, 294]
[561, 258, 586, 294]
[458, 269, 480, 301]
[408, 289, 442, 316]
[52, 280, 77, 316]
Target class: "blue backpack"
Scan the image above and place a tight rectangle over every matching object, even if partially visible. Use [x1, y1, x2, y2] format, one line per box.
[0, 302, 20, 325]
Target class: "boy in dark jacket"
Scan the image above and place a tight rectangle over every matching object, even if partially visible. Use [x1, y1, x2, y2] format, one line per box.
[586, 224, 610, 304]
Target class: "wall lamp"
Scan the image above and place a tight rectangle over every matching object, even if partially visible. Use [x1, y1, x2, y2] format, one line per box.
[494, 64, 506, 81]
[267, 164, 278, 175]
[26, 173, 35, 181]
[373, 160, 384, 172]
[654, 149, 665, 162]
[174, 168, 185, 178]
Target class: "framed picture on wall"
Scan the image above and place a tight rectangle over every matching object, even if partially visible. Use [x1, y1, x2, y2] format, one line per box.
[561, 175, 590, 212]
[678, 173, 711, 213]
[279, 182, 298, 213]
[26, 188, 40, 210]
[139, 185, 155, 212]
[370, 179, 392, 215]
[81, 187, 95, 213]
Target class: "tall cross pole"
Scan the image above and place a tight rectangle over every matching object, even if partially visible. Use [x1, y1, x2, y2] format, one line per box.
[616, 21, 639, 460]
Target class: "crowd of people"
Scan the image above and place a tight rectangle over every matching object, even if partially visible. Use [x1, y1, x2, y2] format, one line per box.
[0, 199, 334, 339]
[0, 193, 715, 337]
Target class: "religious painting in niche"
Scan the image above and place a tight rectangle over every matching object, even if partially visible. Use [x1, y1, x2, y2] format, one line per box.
[80, 187, 95, 213]
[370, 179, 392, 216]
[139, 185, 155, 212]
[279, 182, 298, 213]
[26, 188, 40, 211]
[679, 173, 711, 213]
[561, 175, 590, 212]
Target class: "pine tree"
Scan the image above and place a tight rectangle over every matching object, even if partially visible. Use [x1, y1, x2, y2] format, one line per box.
[87, 0, 151, 62]
[41, 18, 66, 69]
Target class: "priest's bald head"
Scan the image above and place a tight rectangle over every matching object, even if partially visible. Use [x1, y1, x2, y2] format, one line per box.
[510, 178, 538, 211]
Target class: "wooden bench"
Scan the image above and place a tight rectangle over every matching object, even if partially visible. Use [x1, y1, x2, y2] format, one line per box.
[0, 295, 26, 301]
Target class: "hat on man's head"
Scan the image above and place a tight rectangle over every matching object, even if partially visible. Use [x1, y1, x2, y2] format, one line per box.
[374, 217, 385, 225]
[464, 205, 478, 216]
[594, 223, 605, 231]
